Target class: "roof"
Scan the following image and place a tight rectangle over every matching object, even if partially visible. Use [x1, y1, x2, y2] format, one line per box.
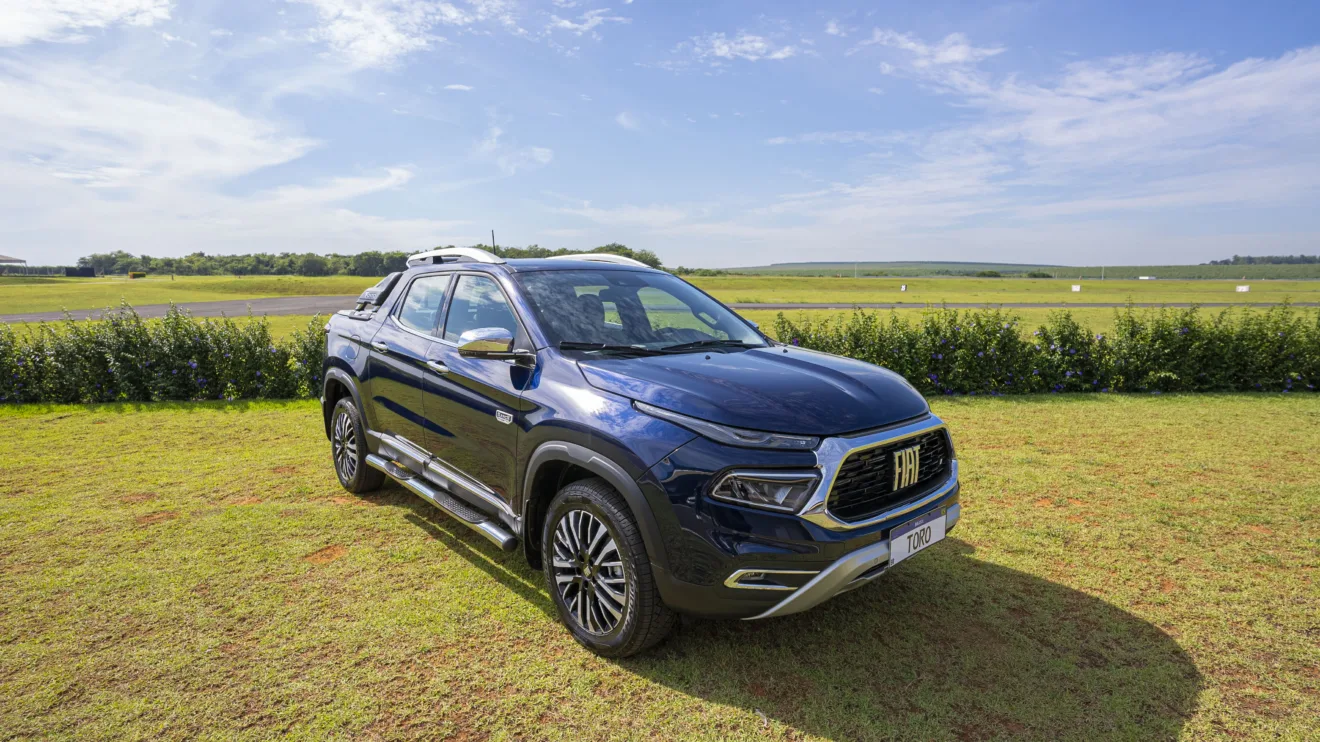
[0, 254, 26, 264]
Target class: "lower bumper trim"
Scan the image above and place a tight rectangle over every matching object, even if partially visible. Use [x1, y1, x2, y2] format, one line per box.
[744, 502, 960, 620]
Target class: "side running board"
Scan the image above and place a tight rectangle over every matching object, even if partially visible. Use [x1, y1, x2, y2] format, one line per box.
[365, 454, 518, 552]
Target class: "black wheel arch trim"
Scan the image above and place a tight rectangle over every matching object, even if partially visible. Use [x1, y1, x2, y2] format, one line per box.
[322, 368, 367, 440]
[522, 440, 670, 574]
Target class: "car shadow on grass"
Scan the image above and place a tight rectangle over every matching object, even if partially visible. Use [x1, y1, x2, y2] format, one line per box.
[620, 539, 1202, 741]
[388, 491, 1201, 741]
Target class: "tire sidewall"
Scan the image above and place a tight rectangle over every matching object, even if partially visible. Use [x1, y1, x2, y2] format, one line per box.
[542, 488, 644, 654]
[331, 398, 369, 489]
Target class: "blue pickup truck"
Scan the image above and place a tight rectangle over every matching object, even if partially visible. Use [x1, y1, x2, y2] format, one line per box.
[321, 248, 961, 656]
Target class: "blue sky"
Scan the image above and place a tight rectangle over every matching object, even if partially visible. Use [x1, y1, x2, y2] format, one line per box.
[1, 1, 1318, 268]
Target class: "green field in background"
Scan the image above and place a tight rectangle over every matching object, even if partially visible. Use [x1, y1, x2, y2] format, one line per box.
[1, 396, 1315, 739]
[0, 275, 374, 315]
[733, 261, 1320, 280]
[4, 274, 1318, 316]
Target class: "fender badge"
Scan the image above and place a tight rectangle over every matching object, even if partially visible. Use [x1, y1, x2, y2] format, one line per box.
[496, 411, 513, 425]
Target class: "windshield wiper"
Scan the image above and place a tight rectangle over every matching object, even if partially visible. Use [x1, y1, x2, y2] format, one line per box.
[558, 341, 669, 356]
[657, 339, 761, 352]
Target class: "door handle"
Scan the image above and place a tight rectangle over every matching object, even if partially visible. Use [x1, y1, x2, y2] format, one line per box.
[370, 342, 389, 353]
[426, 360, 449, 374]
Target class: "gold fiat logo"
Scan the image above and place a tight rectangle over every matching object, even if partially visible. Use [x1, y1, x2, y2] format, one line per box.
[893, 445, 921, 490]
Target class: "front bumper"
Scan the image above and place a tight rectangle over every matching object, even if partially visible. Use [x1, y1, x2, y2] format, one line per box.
[745, 502, 961, 619]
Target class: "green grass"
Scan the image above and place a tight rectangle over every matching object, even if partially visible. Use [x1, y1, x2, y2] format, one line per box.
[4, 275, 1317, 317]
[688, 276, 1320, 306]
[1, 396, 1316, 740]
[731, 262, 1320, 280]
[0, 275, 375, 315]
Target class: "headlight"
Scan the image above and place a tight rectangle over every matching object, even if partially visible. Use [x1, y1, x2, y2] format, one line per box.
[710, 471, 819, 512]
[634, 402, 820, 450]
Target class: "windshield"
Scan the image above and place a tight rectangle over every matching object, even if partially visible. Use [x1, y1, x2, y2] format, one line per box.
[514, 270, 766, 350]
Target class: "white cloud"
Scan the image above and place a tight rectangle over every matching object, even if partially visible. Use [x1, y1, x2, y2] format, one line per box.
[0, 59, 470, 260]
[209, 28, 233, 37]
[559, 202, 691, 228]
[474, 126, 553, 175]
[444, 83, 473, 90]
[642, 38, 1320, 264]
[1, 0, 172, 46]
[855, 29, 1003, 67]
[615, 111, 639, 130]
[867, 86, 884, 95]
[291, 0, 520, 68]
[546, 8, 629, 38]
[689, 32, 797, 63]
[824, 20, 845, 37]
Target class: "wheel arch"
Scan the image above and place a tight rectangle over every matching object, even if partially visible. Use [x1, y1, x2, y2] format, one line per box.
[522, 441, 669, 573]
[322, 368, 365, 440]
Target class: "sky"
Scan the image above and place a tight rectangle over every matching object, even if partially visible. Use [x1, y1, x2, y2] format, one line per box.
[1, 1, 1318, 269]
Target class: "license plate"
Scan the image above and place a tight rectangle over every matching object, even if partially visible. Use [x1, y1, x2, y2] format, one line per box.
[889, 509, 946, 566]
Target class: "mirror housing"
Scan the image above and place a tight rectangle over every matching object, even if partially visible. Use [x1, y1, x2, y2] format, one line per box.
[456, 328, 534, 365]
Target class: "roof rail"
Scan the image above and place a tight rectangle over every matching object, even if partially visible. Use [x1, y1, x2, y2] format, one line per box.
[407, 248, 505, 267]
[546, 253, 650, 268]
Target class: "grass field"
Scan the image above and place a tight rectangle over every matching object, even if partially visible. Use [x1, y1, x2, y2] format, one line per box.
[733, 262, 1320, 280]
[3, 275, 1318, 316]
[1, 396, 1316, 740]
[0, 275, 373, 315]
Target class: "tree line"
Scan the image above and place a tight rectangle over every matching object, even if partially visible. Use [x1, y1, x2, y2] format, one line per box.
[74, 244, 670, 276]
[1207, 255, 1320, 265]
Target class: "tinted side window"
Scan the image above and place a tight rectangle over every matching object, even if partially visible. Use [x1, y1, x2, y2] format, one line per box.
[396, 274, 451, 335]
[444, 275, 520, 342]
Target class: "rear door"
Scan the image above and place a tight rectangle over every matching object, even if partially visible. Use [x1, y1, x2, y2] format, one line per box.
[364, 273, 452, 452]
[422, 273, 531, 504]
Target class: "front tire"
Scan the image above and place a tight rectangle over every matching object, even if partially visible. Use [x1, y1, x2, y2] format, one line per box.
[542, 478, 677, 657]
[330, 397, 384, 494]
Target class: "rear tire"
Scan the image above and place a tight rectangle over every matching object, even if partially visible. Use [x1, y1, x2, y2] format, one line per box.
[330, 397, 385, 494]
[542, 477, 677, 657]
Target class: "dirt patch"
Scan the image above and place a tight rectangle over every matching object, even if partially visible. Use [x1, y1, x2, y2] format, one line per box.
[278, 509, 300, 518]
[331, 496, 373, 507]
[1033, 498, 1054, 508]
[231, 497, 263, 506]
[272, 465, 298, 474]
[136, 511, 178, 525]
[120, 492, 157, 504]
[305, 544, 347, 564]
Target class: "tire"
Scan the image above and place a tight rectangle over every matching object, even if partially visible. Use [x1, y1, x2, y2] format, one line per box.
[542, 477, 678, 657]
[330, 397, 385, 494]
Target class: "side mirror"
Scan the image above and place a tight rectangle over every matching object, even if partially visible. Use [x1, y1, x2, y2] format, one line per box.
[456, 328, 536, 366]
[457, 327, 515, 355]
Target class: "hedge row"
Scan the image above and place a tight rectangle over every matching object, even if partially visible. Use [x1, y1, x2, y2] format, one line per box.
[774, 304, 1320, 396]
[0, 305, 325, 404]
[3, 303, 1318, 404]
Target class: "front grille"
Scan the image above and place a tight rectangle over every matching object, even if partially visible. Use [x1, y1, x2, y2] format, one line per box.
[826, 429, 951, 522]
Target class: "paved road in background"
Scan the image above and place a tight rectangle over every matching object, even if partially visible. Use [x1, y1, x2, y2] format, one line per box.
[3, 297, 1317, 324]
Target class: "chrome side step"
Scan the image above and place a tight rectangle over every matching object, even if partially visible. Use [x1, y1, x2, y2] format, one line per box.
[365, 454, 518, 552]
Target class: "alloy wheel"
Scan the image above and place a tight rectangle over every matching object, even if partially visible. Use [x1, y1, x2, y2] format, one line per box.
[332, 410, 358, 481]
[552, 510, 627, 635]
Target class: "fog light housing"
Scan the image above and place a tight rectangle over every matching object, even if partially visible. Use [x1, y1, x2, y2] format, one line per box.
[709, 471, 819, 513]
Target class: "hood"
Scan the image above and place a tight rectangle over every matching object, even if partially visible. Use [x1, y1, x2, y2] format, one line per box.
[576, 346, 929, 436]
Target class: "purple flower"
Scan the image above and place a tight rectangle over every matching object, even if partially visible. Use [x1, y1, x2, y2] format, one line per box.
[1032, 369, 1039, 375]
[977, 351, 984, 357]
[928, 373, 939, 381]
[1065, 371, 1073, 377]
[188, 361, 198, 369]
[791, 338, 800, 346]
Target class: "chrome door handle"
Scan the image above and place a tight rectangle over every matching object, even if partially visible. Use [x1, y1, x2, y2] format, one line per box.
[370, 342, 389, 353]
[426, 360, 449, 374]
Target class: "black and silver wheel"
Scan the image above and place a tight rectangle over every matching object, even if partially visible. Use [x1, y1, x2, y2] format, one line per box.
[552, 510, 628, 635]
[330, 397, 384, 494]
[542, 477, 677, 657]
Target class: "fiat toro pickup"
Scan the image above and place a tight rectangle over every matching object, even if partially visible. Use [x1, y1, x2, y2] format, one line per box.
[321, 248, 960, 656]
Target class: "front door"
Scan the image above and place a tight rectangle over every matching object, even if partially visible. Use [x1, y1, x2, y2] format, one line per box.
[422, 274, 530, 504]
[364, 273, 452, 451]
